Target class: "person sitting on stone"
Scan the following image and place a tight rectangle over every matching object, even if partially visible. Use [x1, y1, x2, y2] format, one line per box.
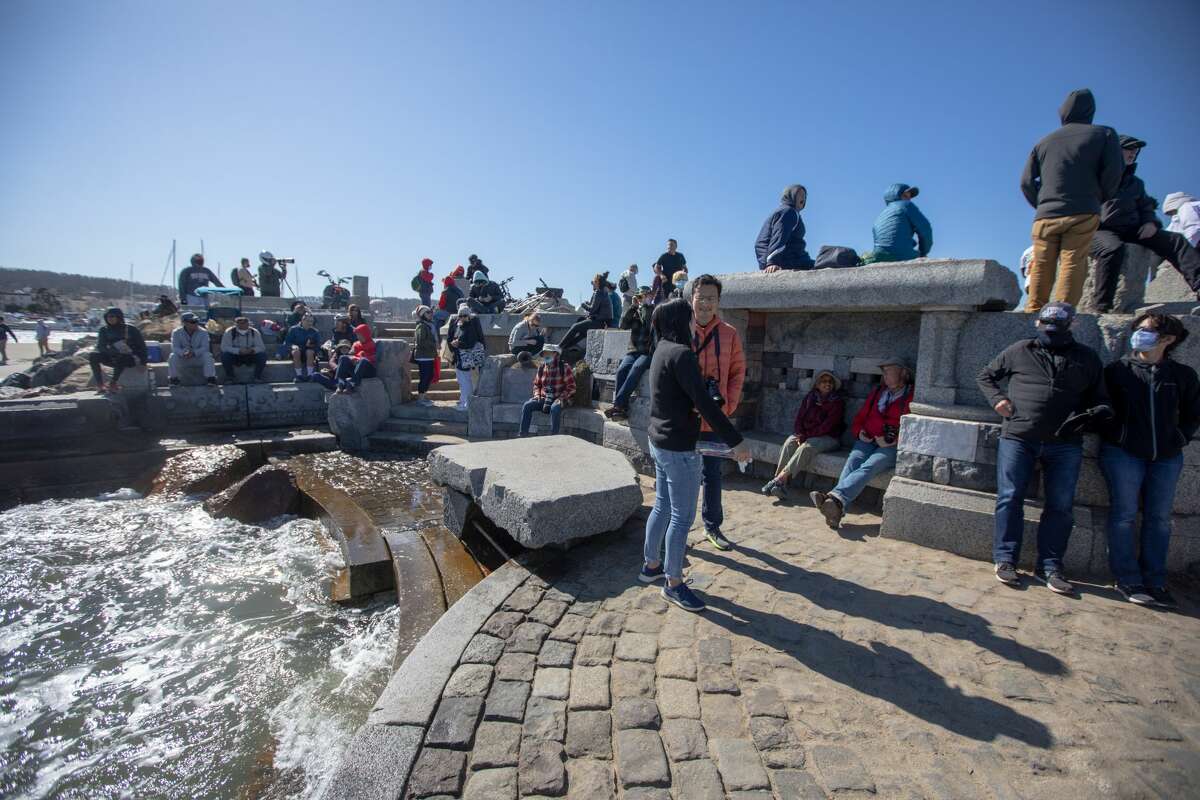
[282, 313, 322, 382]
[177, 253, 223, 307]
[762, 370, 846, 498]
[153, 294, 178, 318]
[812, 357, 913, 531]
[331, 315, 357, 346]
[220, 316, 267, 383]
[167, 311, 216, 387]
[756, 184, 815, 272]
[89, 307, 148, 393]
[558, 272, 614, 352]
[346, 303, 367, 329]
[412, 305, 440, 407]
[508, 312, 546, 361]
[467, 254, 489, 281]
[436, 272, 465, 328]
[332, 323, 377, 394]
[606, 286, 654, 421]
[286, 300, 308, 328]
[1163, 191, 1200, 249]
[520, 344, 575, 436]
[669, 270, 689, 300]
[310, 340, 352, 390]
[1087, 135, 1200, 313]
[448, 306, 487, 411]
[468, 273, 502, 314]
[866, 183, 933, 263]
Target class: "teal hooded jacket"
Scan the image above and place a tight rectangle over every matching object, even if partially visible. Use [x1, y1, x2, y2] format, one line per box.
[872, 183, 933, 261]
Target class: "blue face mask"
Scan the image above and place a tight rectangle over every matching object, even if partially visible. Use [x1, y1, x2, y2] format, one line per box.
[1131, 329, 1159, 352]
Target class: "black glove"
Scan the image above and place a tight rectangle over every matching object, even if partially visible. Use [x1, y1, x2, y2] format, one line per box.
[1055, 406, 1112, 438]
[542, 401, 553, 414]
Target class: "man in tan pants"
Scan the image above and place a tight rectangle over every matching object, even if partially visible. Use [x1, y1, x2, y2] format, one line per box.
[1020, 89, 1123, 312]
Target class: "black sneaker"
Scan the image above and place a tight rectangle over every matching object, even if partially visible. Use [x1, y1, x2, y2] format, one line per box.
[706, 529, 734, 551]
[1117, 584, 1155, 606]
[1147, 586, 1178, 610]
[168, 377, 181, 387]
[994, 562, 1020, 586]
[206, 377, 218, 386]
[1035, 570, 1075, 595]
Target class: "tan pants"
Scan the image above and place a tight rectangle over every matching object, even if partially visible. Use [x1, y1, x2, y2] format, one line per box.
[775, 435, 840, 481]
[1026, 213, 1099, 312]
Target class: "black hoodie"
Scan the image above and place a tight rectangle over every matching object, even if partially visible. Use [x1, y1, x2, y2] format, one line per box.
[1020, 89, 1124, 220]
[1100, 163, 1158, 233]
[96, 307, 148, 362]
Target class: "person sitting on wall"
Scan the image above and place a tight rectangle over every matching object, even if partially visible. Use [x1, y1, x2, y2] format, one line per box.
[282, 312, 322, 382]
[812, 356, 913, 531]
[153, 294, 178, 318]
[519, 343, 575, 436]
[412, 304, 440, 407]
[756, 184, 815, 272]
[178, 253, 223, 306]
[310, 340, 353, 390]
[167, 311, 216, 387]
[448, 306, 486, 411]
[508, 311, 547, 361]
[468, 273, 502, 314]
[89, 307, 148, 393]
[220, 316, 268, 383]
[607, 280, 623, 322]
[331, 315, 357, 346]
[761, 370, 846, 498]
[466, 254, 489, 282]
[558, 272, 614, 352]
[333, 324, 377, 394]
[976, 301, 1111, 595]
[606, 285, 655, 421]
[1099, 311, 1198, 610]
[864, 183, 933, 263]
[286, 300, 309, 328]
[346, 303, 367, 329]
[436, 272, 465, 328]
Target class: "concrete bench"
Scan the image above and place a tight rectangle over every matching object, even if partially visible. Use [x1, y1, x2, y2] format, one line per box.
[740, 430, 893, 491]
[150, 359, 300, 386]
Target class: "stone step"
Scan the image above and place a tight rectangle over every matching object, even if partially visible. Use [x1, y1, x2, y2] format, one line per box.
[150, 360, 298, 386]
[367, 430, 468, 455]
[388, 403, 468, 422]
[424, 389, 461, 401]
[378, 418, 469, 436]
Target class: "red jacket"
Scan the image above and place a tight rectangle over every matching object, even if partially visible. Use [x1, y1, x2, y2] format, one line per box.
[794, 390, 845, 441]
[851, 384, 913, 440]
[418, 267, 434, 286]
[350, 324, 377, 365]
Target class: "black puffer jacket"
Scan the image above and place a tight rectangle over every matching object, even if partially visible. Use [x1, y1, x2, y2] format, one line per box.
[1100, 163, 1158, 233]
[1020, 89, 1124, 220]
[977, 337, 1110, 444]
[1102, 357, 1200, 461]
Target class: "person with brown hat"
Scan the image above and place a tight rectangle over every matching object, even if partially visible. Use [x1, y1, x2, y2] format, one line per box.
[762, 370, 845, 498]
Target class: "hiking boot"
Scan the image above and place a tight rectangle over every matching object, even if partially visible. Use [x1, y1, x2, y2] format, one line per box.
[706, 529, 735, 551]
[819, 495, 843, 530]
[761, 479, 778, 495]
[770, 482, 788, 499]
[1117, 584, 1155, 606]
[1148, 586, 1179, 610]
[994, 562, 1020, 586]
[168, 377, 181, 387]
[1035, 570, 1075, 595]
[662, 581, 705, 612]
[638, 562, 664, 584]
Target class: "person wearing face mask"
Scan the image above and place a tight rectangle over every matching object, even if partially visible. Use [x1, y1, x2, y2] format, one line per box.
[977, 302, 1112, 595]
[1099, 312, 1198, 610]
[756, 184, 815, 272]
[519, 344, 575, 436]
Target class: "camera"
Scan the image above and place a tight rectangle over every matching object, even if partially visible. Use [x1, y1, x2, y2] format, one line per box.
[705, 376, 725, 407]
[275, 257, 296, 265]
[542, 400, 554, 414]
[883, 424, 899, 445]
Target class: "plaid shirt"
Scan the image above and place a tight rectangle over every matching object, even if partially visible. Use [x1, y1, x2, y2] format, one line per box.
[533, 360, 575, 403]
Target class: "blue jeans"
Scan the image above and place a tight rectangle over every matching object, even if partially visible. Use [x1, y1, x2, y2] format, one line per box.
[830, 440, 897, 509]
[520, 397, 562, 435]
[1099, 444, 1184, 588]
[993, 437, 1083, 574]
[614, 353, 650, 409]
[644, 441, 703, 580]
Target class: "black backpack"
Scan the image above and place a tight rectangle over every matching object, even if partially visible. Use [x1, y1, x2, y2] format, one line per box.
[814, 246, 861, 269]
[618, 274, 630, 293]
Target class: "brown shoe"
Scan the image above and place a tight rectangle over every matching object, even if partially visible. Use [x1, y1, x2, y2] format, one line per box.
[819, 495, 843, 530]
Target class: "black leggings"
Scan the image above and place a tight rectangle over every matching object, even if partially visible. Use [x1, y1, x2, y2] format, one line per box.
[1089, 227, 1200, 311]
[89, 352, 136, 384]
[559, 319, 604, 351]
[416, 359, 435, 393]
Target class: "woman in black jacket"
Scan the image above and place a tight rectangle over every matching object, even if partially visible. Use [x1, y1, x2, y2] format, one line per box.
[447, 307, 487, 411]
[558, 272, 613, 352]
[638, 299, 749, 612]
[1100, 312, 1199, 609]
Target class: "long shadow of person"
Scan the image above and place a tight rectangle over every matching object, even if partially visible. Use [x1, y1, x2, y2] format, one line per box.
[693, 545, 1066, 677]
[700, 593, 1055, 748]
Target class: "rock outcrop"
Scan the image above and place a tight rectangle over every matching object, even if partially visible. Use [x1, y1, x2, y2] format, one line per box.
[203, 464, 300, 523]
[149, 444, 257, 496]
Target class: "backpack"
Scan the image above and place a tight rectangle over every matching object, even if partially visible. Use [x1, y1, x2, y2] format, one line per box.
[230, 268, 240, 286]
[814, 245, 861, 269]
[618, 274, 630, 294]
[411, 273, 423, 292]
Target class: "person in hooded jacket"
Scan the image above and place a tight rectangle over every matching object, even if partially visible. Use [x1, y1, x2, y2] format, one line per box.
[868, 184, 933, 262]
[447, 306, 486, 410]
[436, 273, 465, 328]
[468, 273, 502, 314]
[177, 254, 224, 306]
[1163, 192, 1200, 249]
[334, 323, 377, 393]
[412, 305, 441, 406]
[1086, 136, 1200, 313]
[1099, 312, 1198, 610]
[558, 273, 614, 352]
[977, 302, 1112, 595]
[756, 185, 815, 272]
[90, 307, 148, 393]
[761, 370, 846, 498]
[1020, 89, 1124, 313]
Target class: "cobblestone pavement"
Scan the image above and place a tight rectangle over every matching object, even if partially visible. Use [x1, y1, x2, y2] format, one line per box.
[403, 479, 1200, 799]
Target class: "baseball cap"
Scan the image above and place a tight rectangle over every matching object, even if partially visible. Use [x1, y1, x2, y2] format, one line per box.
[180, 312, 199, 324]
[1036, 302, 1075, 330]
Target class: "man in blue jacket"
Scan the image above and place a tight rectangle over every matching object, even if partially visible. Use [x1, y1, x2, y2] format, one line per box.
[869, 183, 933, 262]
[756, 185, 814, 272]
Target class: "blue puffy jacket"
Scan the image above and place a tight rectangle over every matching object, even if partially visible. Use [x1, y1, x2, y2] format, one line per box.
[872, 184, 933, 261]
[755, 188, 814, 270]
[282, 324, 322, 352]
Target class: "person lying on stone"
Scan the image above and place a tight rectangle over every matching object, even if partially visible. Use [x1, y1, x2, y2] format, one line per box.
[89, 306, 148, 393]
[762, 370, 845, 498]
[167, 311, 217, 387]
[812, 357, 913, 531]
[519, 344, 575, 436]
[220, 316, 268, 383]
[756, 184, 815, 272]
[282, 313, 322, 382]
[865, 183, 933, 263]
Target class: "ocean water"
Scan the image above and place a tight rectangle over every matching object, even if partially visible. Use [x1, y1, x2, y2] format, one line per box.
[0, 491, 399, 799]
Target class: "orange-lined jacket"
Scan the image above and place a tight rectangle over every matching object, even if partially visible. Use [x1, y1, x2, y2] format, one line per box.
[692, 314, 745, 433]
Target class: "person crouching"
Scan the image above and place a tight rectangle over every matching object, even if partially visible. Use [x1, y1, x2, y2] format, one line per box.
[519, 344, 574, 436]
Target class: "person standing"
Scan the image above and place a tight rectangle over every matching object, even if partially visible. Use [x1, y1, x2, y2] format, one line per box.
[558, 273, 613, 352]
[977, 302, 1112, 594]
[1020, 88, 1123, 312]
[638, 299, 750, 612]
[447, 306, 486, 411]
[618, 264, 639, 314]
[89, 307, 147, 393]
[258, 251, 286, 297]
[1100, 312, 1198, 609]
[519, 344, 575, 436]
[606, 286, 654, 420]
[412, 305, 440, 407]
[868, 183, 933, 262]
[756, 185, 815, 271]
[0, 316, 17, 365]
[1086, 136, 1200, 312]
[34, 318, 50, 357]
[167, 312, 216, 387]
[654, 240, 687, 297]
[178, 253, 223, 307]
[762, 370, 845, 498]
[417, 258, 435, 309]
[235, 258, 258, 296]
[690, 274, 746, 551]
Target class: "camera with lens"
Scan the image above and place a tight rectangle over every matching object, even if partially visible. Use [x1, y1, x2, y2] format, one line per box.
[883, 423, 899, 445]
[705, 376, 725, 407]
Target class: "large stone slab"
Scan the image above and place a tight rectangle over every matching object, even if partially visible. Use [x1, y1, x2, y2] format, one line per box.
[898, 414, 980, 462]
[327, 378, 390, 451]
[427, 436, 642, 548]
[144, 385, 250, 432]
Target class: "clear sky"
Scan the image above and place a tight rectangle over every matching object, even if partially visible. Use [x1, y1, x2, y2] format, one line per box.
[2, 0, 1197, 303]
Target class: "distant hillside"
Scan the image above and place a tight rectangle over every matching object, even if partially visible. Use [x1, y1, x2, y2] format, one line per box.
[0, 267, 164, 297]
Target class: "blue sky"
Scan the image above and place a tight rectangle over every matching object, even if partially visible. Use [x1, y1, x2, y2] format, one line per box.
[2, 0, 1197, 303]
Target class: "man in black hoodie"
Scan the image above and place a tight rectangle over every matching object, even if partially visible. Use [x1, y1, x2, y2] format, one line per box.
[977, 302, 1111, 595]
[1086, 135, 1200, 313]
[1020, 89, 1123, 313]
[89, 307, 148, 393]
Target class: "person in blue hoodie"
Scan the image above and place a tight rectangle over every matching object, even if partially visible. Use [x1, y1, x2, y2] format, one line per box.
[755, 185, 814, 272]
[282, 313, 323, 381]
[867, 183, 933, 263]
